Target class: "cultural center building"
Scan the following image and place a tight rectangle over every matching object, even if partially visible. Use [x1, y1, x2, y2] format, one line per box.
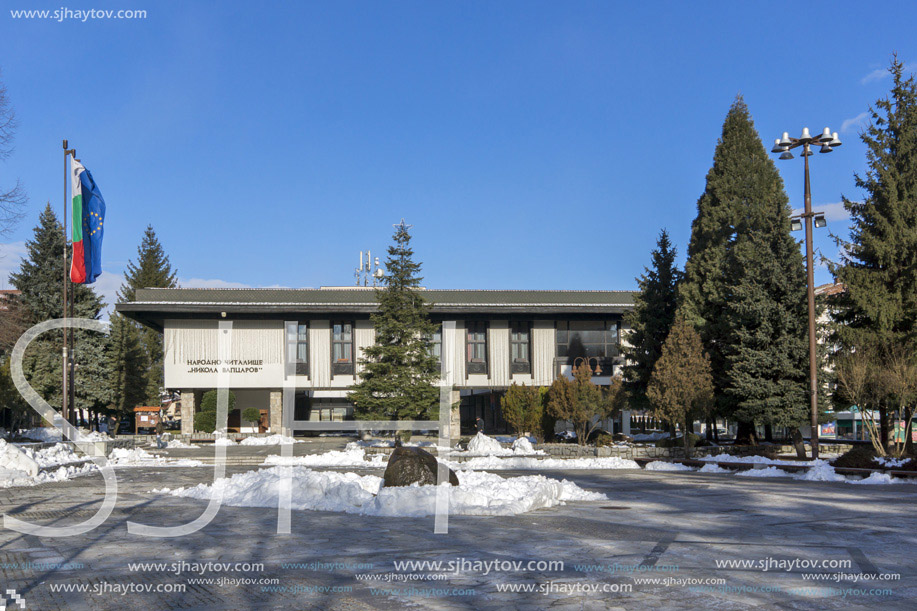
[116, 287, 636, 437]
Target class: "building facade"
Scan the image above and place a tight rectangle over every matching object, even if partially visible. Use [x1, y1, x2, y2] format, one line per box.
[116, 287, 636, 437]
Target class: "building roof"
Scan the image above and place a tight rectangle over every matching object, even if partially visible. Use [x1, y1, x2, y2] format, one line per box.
[116, 287, 637, 330]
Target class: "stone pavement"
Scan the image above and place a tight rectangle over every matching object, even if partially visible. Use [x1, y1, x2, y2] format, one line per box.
[0, 457, 914, 610]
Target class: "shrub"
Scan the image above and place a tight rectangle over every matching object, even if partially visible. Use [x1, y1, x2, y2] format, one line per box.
[200, 390, 237, 412]
[593, 433, 615, 448]
[242, 407, 261, 427]
[832, 445, 879, 469]
[194, 410, 217, 433]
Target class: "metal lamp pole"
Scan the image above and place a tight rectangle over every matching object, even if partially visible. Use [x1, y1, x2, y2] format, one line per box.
[771, 127, 841, 459]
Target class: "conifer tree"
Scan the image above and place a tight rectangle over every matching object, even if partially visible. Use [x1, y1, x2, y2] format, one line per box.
[118, 225, 178, 404]
[9, 204, 109, 414]
[829, 56, 917, 449]
[647, 316, 714, 457]
[105, 313, 148, 415]
[680, 96, 801, 442]
[348, 221, 440, 420]
[623, 229, 681, 412]
[722, 224, 809, 433]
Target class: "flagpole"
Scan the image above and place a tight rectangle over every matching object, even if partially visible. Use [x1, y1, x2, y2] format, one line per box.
[62, 139, 74, 423]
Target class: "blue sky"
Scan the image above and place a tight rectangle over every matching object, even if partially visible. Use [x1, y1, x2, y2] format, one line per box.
[1, 1, 915, 309]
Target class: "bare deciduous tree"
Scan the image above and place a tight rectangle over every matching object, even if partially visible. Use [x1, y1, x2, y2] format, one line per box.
[0, 73, 26, 236]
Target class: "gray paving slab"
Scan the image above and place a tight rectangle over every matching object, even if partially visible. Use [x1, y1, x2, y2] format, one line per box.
[0, 463, 913, 610]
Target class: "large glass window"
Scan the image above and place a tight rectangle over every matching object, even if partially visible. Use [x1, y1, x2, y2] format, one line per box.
[555, 320, 620, 374]
[331, 321, 354, 375]
[466, 321, 487, 375]
[430, 324, 443, 362]
[295, 322, 308, 375]
[510, 321, 531, 374]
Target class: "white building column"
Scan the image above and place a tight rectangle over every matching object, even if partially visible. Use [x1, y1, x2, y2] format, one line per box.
[180, 391, 195, 436]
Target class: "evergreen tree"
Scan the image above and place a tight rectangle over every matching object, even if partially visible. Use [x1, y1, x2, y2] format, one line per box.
[348, 221, 440, 420]
[105, 313, 148, 415]
[9, 204, 109, 414]
[829, 56, 917, 449]
[647, 315, 714, 457]
[502, 382, 543, 438]
[680, 96, 798, 441]
[118, 225, 178, 404]
[623, 229, 681, 412]
[722, 224, 809, 432]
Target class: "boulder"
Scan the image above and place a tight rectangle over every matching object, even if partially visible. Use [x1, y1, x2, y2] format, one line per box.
[382, 445, 459, 487]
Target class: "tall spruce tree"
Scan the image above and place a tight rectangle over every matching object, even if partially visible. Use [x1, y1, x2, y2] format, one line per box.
[680, 96, 806, 443]
[9, 204, 110, 414]
[118, 225, 178, 404]
[348, 221, 440, 420]
[623, 229, 681, 413]
[105, 313, 148, 415]
[721, 216, 809, 434]
[829, 57, 917, 449]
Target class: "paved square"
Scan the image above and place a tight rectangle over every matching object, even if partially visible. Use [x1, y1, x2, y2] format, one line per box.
[0, 451, 914, 610]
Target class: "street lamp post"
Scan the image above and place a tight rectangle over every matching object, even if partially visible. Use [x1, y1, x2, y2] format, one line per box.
[770, 127, 841, 459]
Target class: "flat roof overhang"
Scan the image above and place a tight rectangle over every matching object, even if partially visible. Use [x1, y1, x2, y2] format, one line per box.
[116, 302, 633, 332]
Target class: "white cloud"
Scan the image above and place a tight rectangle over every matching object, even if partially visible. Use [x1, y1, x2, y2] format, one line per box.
[791, 202, 850, 222]
[841, 111, 869, 134]
[860, 67, 889, 85]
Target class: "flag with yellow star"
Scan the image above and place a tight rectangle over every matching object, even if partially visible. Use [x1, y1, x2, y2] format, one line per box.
[69, 158, 106, 284]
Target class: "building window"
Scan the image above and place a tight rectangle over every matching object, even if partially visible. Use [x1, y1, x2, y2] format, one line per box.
[510, 321, 531, 374]
[555, 320, 620, 375]
[466, 321, 487, 375]
[331, 320, 354, 376]
[295, 322, 309, 375]
[430, 324, 443, 363]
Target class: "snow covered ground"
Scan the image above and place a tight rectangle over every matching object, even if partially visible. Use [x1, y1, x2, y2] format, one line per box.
[264, 445, 386, 467]
[457, 432, 546, 457]
[158, 466, 607, 517]
[448, 455, 640, 470]
[108, 447, 203, 467]
[239, 434, 302, 446]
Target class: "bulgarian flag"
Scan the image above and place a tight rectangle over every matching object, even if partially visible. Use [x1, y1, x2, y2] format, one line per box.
[70, 158, 106, 284]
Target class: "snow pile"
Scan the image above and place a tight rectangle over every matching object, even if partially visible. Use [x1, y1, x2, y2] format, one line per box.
[875, 456, 909, 468]
[19, 442, 84, 469]
[165, 439, 194, 449]
[735, 466, 788, 478]
[849, 473, 896, 485]
[466, 432, 506, 455]
[796, 459, 845, 482]
[240, 435, 302, 446]
[631, 432, 670, 442]
[160, 466, 606, 516]
[450, 455, 640, 470]
[645, 461, 695, 472]
[18, 427, 63, 443]
[0, 439, 40, 475]
[265, 446, 385, 467]
[698, 463, 731, 474]
[698, 454, 801, 466]
[511, 437, 537, 454]
[214, 438, 236, 446]
[108, 447, 203, 467]
[79, 431, 112, 442]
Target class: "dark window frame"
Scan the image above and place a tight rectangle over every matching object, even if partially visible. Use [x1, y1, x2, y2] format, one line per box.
[295, 322, 309, 376]
[555, 320, 620, 375]
[466, 321, 488, 375]
[509, 321, 532, 375]
[331, 320, 355, 376]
